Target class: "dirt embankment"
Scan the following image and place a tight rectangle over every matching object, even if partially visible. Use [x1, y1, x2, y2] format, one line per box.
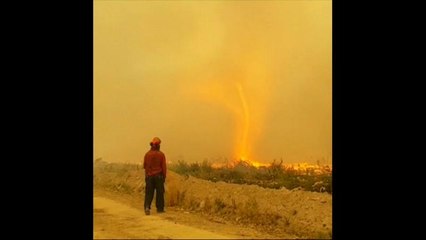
[94, 162, 332, 239]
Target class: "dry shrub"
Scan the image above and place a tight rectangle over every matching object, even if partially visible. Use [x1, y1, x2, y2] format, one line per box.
[165, 179, 181, 207]
[240, 198, 259, 219]
[185, 197, 199, 210]
[213, 198, 226, 213]
[203, 197, 212, 212]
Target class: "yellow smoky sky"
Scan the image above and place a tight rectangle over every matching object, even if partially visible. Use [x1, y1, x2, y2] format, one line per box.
[94, 0, 332, 165]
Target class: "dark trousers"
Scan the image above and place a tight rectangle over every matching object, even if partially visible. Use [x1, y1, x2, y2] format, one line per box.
[144, 175, 165, 211]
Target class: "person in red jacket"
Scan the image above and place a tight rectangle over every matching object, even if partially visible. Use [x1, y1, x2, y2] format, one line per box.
[143, 137, 167, 215]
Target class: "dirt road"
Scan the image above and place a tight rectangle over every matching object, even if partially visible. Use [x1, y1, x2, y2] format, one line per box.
[94, 196, 272, 239]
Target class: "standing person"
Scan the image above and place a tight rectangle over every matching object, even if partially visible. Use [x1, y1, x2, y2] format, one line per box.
[143, 137, 167, 215]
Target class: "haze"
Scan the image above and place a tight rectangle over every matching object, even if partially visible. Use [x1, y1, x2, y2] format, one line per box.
[94, 0, 332, 165]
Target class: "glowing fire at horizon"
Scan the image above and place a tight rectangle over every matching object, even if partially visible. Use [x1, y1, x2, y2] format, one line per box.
[210, 158, 269, 169]
[210, 159, 332, 172]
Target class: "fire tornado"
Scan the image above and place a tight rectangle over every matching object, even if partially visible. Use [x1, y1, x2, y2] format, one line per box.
[235, 82, 250, 161]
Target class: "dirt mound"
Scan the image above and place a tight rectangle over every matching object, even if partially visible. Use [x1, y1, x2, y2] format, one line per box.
[166, 172, 331, 238]
[94, 162, 332, 239]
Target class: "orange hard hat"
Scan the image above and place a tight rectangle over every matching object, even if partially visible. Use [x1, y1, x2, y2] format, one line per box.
[151, 137, 161, 145]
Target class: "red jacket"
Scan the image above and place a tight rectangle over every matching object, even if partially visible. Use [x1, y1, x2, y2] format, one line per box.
[143, 149, 167, 178]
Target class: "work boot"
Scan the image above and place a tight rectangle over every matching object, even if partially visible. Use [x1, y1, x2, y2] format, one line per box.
[145, 208, 150, 215]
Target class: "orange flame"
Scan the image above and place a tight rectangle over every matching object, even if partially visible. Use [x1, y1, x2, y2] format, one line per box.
[210, 158, 269, 169]
[235, 82, 250, 162]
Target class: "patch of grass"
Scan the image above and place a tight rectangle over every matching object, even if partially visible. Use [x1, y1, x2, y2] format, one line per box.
[213, 198, 226, 213]
[186, 197, 199, 211]
[204, 197, 212, 212]
[315, 231, 332, 239]
[239, 198, 258, 220]
[113, 182, 133, 194]
[282, 215, 291, 226]
[177, 190, 186, 207]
